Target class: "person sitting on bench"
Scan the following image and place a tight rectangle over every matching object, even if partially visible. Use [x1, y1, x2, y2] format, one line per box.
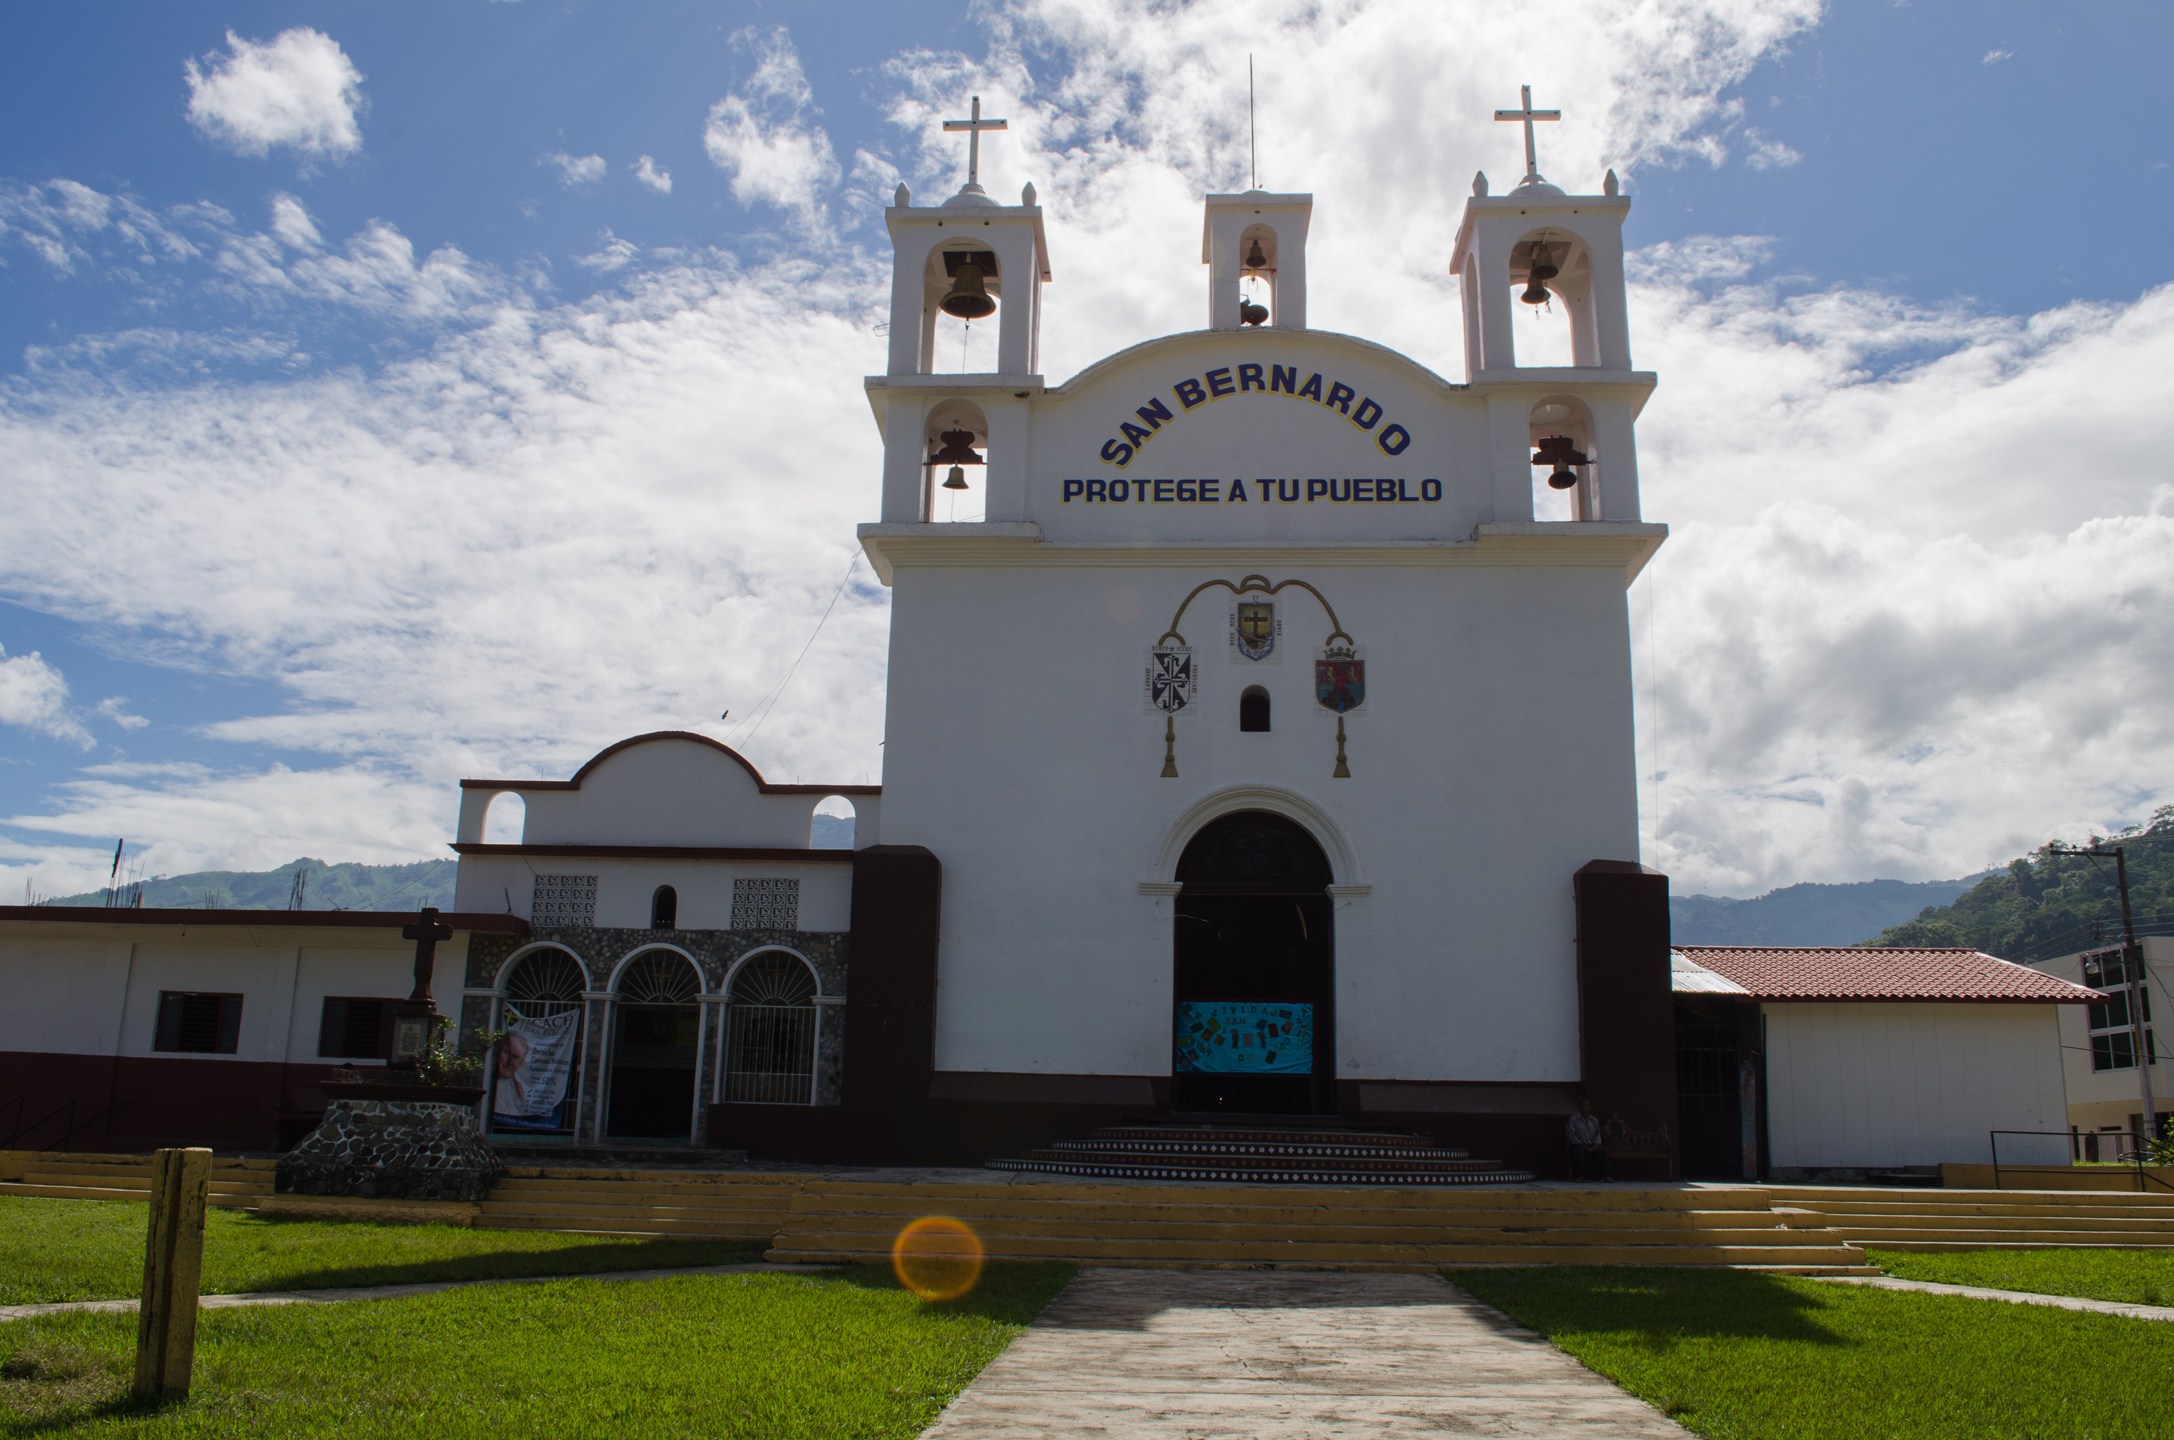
[1566, 1099, 1612, 1182]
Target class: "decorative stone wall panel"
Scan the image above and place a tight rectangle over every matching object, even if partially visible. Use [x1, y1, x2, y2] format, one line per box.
[275, 1099, 505, 1202]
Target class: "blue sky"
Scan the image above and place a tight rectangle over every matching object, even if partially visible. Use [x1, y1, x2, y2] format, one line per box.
[2, 0, 2171, 898]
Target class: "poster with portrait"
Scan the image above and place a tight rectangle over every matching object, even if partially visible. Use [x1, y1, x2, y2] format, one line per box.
[492, 1009, 580, 1130]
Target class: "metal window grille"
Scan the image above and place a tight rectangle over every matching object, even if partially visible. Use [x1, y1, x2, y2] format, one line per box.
[617, 950, 700, 1003]
[531, 875, 597, 927]
[723, 951, 818, 1104]
[499, 949, 586, 1136]
[731, 877, 799, 931]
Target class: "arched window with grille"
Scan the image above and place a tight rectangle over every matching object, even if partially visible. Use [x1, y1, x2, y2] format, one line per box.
[494, 947, 585, 1136]
[722, 950, 818, 1105]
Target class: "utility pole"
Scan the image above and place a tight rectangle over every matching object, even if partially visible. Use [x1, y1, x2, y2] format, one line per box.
[2052, 841, 2157, 1148]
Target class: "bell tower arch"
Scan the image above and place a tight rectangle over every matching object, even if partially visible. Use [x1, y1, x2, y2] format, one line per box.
[1204, 192, 1311, 330]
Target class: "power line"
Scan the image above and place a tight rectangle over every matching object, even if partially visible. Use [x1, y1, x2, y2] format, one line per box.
[726, 551, 864, 754]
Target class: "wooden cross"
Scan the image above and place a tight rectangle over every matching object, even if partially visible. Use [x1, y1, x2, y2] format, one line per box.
[401, 905, 454, 1005]
[1493, 84, 1561, 187]
[942, 95, 1008, 192]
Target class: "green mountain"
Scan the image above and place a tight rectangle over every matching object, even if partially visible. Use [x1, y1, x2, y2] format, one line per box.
[1867, 806, 2174, 961]
[55, 857, 456, 912]
[1669, 876, 1988, 948]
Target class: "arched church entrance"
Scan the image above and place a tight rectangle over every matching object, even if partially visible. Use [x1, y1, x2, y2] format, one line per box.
[1171, 810, 1335, 1115]
[606, 950, 702, 1142]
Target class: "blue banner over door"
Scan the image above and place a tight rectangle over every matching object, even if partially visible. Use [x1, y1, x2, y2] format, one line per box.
[1173, 1001, 1313, 1074]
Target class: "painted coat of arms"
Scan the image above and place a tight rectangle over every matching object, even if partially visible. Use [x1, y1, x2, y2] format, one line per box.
[1144, 646, 1196, 715]
[1314, 645, 1366, 715]
[1230, 600, 1279, 662]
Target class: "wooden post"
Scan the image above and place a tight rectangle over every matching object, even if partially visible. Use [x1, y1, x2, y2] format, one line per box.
[133, 1147, 212, 1402]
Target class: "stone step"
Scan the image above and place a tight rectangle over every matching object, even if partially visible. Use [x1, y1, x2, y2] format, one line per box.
[983, 1159, 1538, 1185]
[18, 1167, 270, 1190]
[473, 1212, 778, 1237]
[477, 1199, 796, 1224]
[2, 1182, 264, 1208]
[780, 1199, 1804, 1231]
[1825, 1227, 2174, 1248]
[765, 1233, 1868, 1267]
[773, 1218, 1846, 1249]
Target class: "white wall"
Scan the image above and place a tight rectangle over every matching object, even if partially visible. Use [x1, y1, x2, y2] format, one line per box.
[0, 936, 134, 1056]
[1764, 1002, 2070, 1168]
[516, 739, 833, 848]
[879, 541, 1642, 1083]
[453, 857, 853, 932]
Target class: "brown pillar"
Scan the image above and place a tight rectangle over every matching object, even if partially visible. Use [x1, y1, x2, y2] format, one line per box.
[1572, 859, 1677, 1176]
[842, 845, 943, 1161]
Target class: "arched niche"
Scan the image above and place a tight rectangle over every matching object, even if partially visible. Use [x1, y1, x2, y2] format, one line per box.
[924, 240, 1002, 374]
[650, 885, 678, 930]
[1239, 685, 1271, 732]
[1528, 394, 1601, 522]
[924, 397, 989, 522]
[810, 795, 856, 849]
[1508, 227, 1598, 368]
[1236, 222, 1280, 324]
[491, 944, 586, 1139]
[481, 791, 526, 845]
[605, 946, 705, 1143]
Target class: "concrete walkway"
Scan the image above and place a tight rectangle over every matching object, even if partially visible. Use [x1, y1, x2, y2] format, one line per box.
[1812, 1274, 2174, 1322]
[921, 1268, 1689, 1439]
[0, 1261, 834, 1325]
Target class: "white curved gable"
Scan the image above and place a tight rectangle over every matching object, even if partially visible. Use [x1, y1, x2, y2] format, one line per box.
[520, 737, 818, 849]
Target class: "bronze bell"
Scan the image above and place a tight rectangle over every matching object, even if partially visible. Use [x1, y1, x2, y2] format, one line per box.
[1238, 297, 1269, 326]
[1520, 242, 1560, 306]
[931, 427, 983, 489]
[939, 261, 996, 319]
[1531, 433, 1589, 489]
[1244, 237, 1269, 270]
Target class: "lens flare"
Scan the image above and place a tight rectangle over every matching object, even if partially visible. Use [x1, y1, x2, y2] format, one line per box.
[891, 1216, 984, 1301]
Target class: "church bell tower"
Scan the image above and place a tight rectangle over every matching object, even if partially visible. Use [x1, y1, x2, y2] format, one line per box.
[1448, 85, 1645, 523]
[875, 97, 1052, 524]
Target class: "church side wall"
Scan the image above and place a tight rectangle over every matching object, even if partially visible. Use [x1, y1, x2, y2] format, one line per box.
[1762, 1002, 2069, 1171]
[879, 556, 1639, 1090]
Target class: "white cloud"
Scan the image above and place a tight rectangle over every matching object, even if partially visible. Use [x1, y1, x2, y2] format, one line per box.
[576, 232, 639, 271]
[0, 646, 92, 748]
[633, 155, 673, 194]
[268, 192, 322, 250]
[541, 150, 607, 187]
[704, 27, 841, 231]
[1743, 129, 1803, 169]
[184, 28, 366, 161]
[97, 697, 150, 731]
[1984, 49, 2014, 65]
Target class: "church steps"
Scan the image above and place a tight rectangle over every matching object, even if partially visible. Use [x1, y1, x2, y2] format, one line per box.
[3, 1152, 274, 1206]
[763, 1233, 1864, 1269]
[1757, 1186, 2174, 1250]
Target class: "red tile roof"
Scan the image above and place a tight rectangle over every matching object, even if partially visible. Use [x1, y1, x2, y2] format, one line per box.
[1673, 946, 2104, 1004]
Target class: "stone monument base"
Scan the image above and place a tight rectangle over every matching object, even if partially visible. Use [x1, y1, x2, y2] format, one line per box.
[276, 1096, 505, 1203]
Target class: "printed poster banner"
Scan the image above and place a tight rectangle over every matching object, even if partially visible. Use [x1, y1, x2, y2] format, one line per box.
[493, 1009, 580, 1130]
[1173, 1000, 1314, 1075]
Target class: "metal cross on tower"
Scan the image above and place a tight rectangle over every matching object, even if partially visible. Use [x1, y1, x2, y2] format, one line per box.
[942, 95, 1008, 195]
[1493, 84, 1561, 188]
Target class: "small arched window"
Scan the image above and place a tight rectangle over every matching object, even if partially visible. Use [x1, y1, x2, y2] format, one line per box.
[650, 885, 677, 930]
[1239, 686, 1271, 732]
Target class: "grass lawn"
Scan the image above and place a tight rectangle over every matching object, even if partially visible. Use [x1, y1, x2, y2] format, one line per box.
[0, 1196, 767, 1306]
[1865, 1247, 2174, 1307]
[0, 1263, 1073, 1437]
[1451, 1266, 2174, 1440]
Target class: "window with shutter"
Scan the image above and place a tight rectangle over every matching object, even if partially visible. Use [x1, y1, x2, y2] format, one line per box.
[153, 992, 243, 1054]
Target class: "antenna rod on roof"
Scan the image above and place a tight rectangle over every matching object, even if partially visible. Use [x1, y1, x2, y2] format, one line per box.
[1249, 55, 1257, 190]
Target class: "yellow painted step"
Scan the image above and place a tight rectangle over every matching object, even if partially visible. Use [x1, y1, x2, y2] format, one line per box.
[766, 1235, 1867, 1267]
[3, 1183, 261, 1209]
